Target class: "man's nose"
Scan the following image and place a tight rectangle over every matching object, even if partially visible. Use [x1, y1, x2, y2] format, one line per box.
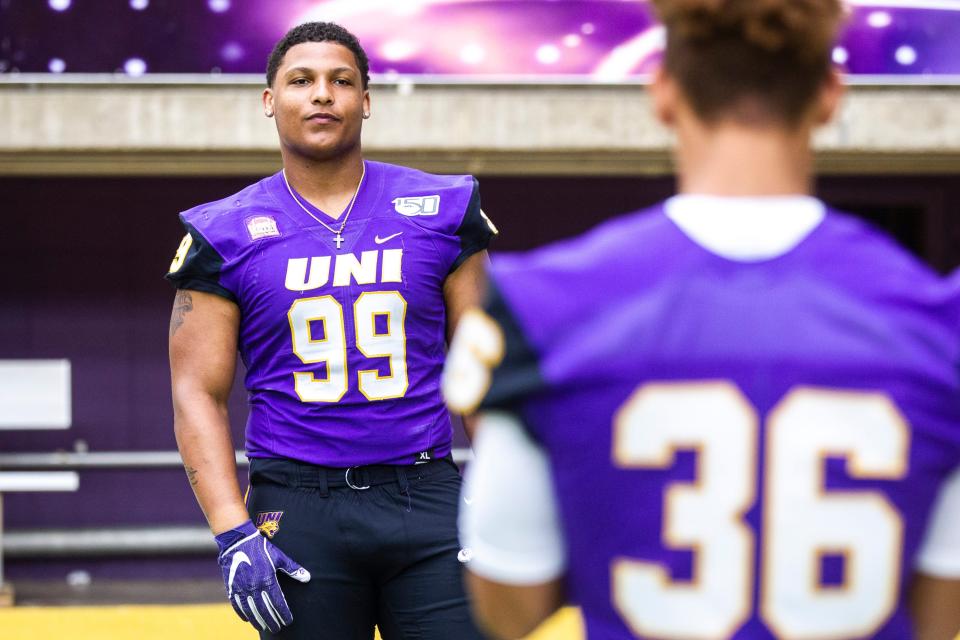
[311, 81, 333, 105]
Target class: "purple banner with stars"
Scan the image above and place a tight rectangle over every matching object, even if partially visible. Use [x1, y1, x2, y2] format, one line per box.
[2, 1, 959, 80]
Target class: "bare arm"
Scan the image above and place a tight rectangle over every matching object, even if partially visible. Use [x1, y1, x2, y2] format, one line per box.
[910, 465, 960, 639]
[466, 573, 564, 640]
[169, 289, 249, 534]
[909, 573, 960, 640]
[444, 250, 490, 439]
[443, 250, 489, 344]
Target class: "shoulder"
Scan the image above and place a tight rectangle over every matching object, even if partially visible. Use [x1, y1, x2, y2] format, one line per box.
[781, 209, 960, 369]
[490, 204, 673, 340]
[179, 174, 284, 261]
[375, 160, 476, 194]
[815, 209, 936, 278]
[493, 203, 671, 279]
[815, 209, 953, 308]
[373, 161, 479, 236]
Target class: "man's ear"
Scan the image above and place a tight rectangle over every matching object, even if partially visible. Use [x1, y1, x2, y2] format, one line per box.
[650, 65, 678, 128]
[814, 67, 845, 126]
[263, 88, 275, 118]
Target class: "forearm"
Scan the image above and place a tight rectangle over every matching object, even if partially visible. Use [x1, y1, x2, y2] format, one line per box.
[466, 573, 564, 640]
[173, 389, 248, 535]
[444, 251, 490, 442]
[444, 250, 489, 344]
[461, 414, 479, 441]
[909, 573, 960, 640]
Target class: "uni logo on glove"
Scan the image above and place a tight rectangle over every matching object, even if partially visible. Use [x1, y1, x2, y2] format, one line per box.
[255, 511, 284, 538]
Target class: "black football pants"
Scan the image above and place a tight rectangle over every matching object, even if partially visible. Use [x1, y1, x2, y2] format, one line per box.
[246, 456, 485, 640]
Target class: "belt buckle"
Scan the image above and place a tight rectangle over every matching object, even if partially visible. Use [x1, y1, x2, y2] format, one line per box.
[345, 466, 371, 491]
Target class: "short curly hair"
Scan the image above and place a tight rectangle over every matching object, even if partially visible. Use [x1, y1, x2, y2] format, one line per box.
[651, 0, 845, 125]
[266, 22, 370, 89]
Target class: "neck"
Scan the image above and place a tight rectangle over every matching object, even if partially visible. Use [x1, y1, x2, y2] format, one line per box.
[280, 148, 365, 219]
[674, 118, 814, 197]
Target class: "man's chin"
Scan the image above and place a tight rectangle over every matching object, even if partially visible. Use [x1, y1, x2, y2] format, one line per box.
[287, 139, 360, 163]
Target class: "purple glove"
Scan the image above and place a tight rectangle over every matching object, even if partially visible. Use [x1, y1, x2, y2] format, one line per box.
[215, 520, 311, 634]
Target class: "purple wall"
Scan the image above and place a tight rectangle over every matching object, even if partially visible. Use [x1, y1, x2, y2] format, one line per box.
[1, 172, 959, 579]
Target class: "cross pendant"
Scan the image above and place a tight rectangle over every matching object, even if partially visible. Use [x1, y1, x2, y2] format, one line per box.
[334, 233, 344, 250]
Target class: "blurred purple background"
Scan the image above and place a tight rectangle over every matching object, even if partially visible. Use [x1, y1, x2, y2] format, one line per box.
[2, 0, 959, 79]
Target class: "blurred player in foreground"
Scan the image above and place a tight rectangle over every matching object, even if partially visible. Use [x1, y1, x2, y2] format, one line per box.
[444, 0, 960, 638]
[167, 21, 492, 639]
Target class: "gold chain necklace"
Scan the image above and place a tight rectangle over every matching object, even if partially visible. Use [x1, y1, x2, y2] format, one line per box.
[281, 162, 366, 250]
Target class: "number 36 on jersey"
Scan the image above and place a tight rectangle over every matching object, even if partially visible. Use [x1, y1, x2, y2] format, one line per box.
[446, 309, 913, 640]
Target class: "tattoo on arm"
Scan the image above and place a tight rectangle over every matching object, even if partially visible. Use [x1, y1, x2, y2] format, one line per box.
[170, 290, 194, 337]
[184, 464, 199, 487]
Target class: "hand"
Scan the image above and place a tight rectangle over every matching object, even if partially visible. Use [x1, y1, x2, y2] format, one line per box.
[215, 520, 311, 634]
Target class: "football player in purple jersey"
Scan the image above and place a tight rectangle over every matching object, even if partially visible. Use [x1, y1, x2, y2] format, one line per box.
[445, 1, 960, 639]
[166, 22, 493, 639]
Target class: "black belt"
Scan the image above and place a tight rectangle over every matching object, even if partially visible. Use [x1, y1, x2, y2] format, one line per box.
[248, 456, 455, 495]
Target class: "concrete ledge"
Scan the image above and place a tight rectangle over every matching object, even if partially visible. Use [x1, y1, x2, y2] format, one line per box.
[2, 81, 959, 175]
[4, 149, 960, 177]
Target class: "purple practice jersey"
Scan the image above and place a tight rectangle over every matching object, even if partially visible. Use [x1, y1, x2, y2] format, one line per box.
[476, 204, 960, 639]
[167, 161, 495, 466]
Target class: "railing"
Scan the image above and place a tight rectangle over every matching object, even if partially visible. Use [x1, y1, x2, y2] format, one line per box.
[0, 451, 246, 470]
[0, 449, 472, 470]
[4, 526, 214, 557]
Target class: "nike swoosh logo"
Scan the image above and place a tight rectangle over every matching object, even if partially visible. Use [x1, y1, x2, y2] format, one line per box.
[228, 551, 252, 593]
[374, 232, 403, 244]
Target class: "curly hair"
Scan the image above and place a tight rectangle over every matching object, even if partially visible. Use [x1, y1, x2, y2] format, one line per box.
[266, 22, 370, 89]
[650, 0, 846, 125]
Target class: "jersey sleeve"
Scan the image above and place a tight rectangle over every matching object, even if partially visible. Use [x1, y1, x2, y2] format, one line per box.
[915, 465, 960, 578]
[450, 178, 497, 273]
[442, 278, 545, 416]
[481, 278, 545, 410]
[459, 411, 567, 585]
[164, 221, 238, 303]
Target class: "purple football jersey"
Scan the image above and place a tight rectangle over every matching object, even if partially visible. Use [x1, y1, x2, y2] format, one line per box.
[480, 205, 960, 639]
[167, 161, 493, 466]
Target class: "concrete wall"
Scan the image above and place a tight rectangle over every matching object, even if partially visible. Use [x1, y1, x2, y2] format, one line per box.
[3, 76, 960, 176]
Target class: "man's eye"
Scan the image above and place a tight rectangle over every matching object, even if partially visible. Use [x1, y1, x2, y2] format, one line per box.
[334, 78, 351, 86]
[292, 78, 309, 85]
